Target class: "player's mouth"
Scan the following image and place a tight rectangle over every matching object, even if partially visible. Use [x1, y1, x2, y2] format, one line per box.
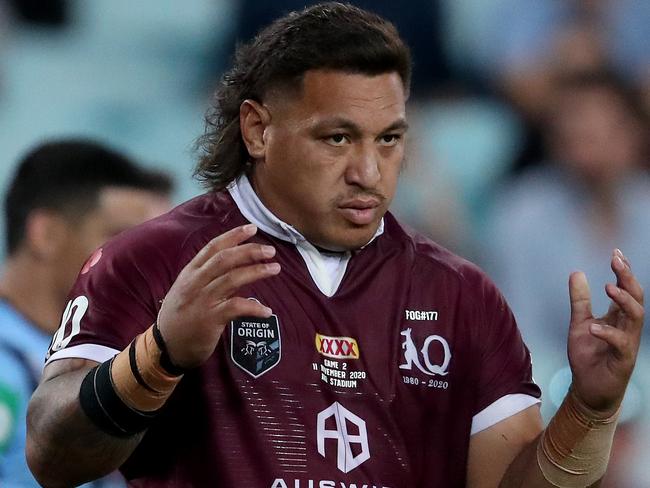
[338, 198, 381, 226]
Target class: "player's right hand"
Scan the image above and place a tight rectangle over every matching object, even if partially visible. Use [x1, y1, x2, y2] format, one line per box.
[156, 224, 280, 369]
[567, 249, 644, 416]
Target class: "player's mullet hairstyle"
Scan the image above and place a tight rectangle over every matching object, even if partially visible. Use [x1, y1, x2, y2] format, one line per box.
[194, 2, 412, 191]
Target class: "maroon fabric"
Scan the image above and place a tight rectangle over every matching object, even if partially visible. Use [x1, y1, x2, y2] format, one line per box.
[49, 191, 540, 488]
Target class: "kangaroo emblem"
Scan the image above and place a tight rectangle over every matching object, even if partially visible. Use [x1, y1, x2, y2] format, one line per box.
[399, 328, 451, 376]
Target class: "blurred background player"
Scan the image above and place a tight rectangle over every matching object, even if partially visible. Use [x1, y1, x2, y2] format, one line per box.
[0, 139, 173, 487]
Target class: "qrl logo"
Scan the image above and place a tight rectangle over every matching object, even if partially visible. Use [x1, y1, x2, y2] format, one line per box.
[399, 328, 451, 376]
[317, 402, 370, 473]
[315, 334, 359, 360]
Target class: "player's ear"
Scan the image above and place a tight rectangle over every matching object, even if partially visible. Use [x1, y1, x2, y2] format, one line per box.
[24, 209, 70, 260]
[240, 99, 271, 161]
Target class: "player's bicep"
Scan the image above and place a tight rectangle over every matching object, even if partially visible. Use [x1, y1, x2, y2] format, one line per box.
[466, 404, 543, 488]
[29, 358, 99, 448]
[40, 357, 99, 384]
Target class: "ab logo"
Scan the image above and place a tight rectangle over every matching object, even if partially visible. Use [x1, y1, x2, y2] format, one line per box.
[317, 402, 370, 473]
[399, 328, 451, 376]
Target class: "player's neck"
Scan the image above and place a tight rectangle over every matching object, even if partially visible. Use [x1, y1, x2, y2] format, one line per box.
[0, 254, 64, 334]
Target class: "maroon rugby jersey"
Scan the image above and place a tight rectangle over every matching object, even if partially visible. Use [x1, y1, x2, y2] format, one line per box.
[47, 177, 540, 488]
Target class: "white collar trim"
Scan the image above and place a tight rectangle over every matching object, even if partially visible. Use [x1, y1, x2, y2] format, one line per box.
[227, 174, 384, 296]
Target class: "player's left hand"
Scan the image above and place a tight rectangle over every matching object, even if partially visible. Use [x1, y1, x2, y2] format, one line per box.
[567, 249, 644, 417]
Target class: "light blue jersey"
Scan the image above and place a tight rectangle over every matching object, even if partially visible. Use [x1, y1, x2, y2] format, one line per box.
[0, 299, 50, 487]
[0, 300, 127, 487]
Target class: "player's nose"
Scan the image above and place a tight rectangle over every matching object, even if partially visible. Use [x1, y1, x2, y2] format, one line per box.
[345, 142, 381, 189]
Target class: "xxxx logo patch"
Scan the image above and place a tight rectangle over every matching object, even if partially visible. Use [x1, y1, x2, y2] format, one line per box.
[315, 333, 359, 360]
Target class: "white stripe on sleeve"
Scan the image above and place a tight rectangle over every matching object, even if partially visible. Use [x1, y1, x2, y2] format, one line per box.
[471, 393, 541, 435]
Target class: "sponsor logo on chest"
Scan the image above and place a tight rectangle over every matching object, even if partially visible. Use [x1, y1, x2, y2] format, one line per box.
[313, 333, 366, 389]
[271, 402, 391, 487]
[271, 481, 390, 488]
[315, 333, 359, 359]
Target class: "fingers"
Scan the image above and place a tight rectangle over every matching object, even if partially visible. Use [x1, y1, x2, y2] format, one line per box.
[569, 271, 593, 324]
[206, 262, 281, 300]
[175, 223, 281, 315]
[215, 296, 274, 322]
[192, 224, 258, 268]
[614, 248, 632, 269]
[611, 249, 644, 306]
[589, 323, 634, 361]
[196, 242, 276, 286]
[605, 283, 645, 332]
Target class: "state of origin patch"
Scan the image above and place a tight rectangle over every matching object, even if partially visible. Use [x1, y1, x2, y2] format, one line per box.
[230, 314, 281, 378]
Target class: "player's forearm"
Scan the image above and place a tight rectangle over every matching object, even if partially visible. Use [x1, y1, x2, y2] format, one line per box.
[500, 388, 618, 488]
[26, 361, 143, 488]
[28, 325, 184, 487]
[498, 435, 602, 488]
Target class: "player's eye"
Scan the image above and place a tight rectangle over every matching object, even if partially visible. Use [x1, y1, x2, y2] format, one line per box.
[379, 134, 402, 147]
[324, 134, 349, 146]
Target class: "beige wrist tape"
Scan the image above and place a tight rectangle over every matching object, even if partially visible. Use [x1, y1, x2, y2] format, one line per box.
[111, 325, 183, 412]
[537, 387, 620, 487]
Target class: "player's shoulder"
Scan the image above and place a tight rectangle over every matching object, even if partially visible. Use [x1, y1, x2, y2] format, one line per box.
[116, 190, 239, 244]
[382, 212, 494, 293]
[96, 191, 244, 269]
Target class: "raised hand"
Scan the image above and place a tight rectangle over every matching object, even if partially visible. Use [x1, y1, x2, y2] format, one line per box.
[157, 224, 280, 369]
[567, 249, 644, 416]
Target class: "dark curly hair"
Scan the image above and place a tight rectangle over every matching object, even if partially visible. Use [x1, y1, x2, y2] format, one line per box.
[194, 2, 411, 191]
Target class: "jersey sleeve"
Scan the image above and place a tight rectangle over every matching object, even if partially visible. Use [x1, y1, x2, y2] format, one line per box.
[470, 276, 541, 434]
[45, 226, 176, 365]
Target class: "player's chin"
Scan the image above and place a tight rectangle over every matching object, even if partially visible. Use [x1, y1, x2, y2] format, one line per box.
[326, 222, 381, 251]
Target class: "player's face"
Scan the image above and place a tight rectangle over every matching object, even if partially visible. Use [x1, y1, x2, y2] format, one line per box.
[57, 187, 172, 294]
[252, 70, 407, 251]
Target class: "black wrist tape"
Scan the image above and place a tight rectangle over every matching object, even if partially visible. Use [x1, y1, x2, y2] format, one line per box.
[79, 358, 158, 438]
[128, 340, 156, 392]
[152, 322, 186, 376]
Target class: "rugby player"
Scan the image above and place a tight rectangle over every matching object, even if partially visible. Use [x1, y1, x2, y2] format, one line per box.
[26, 4, 644, 487]
[0, 139, 173, 486]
